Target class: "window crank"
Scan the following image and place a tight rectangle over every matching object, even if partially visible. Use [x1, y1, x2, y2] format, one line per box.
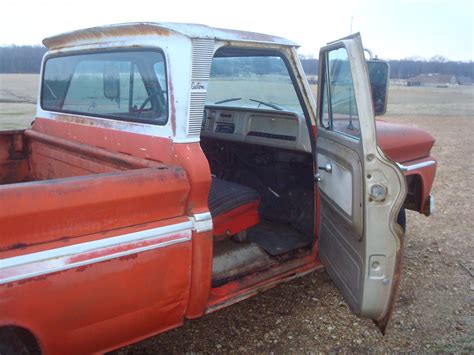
[315, 162, 332, 182]
[318, 162, 333, 173]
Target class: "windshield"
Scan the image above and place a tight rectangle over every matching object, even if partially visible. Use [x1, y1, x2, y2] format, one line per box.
[206, 55, 303, 114]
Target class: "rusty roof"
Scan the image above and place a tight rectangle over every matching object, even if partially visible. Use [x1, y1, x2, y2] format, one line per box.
[42, 22, 298, 50]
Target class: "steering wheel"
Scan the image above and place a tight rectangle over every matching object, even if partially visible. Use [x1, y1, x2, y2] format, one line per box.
[137, 90, 166, 116]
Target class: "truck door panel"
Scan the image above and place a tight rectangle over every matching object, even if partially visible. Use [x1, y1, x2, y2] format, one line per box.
[316, 34, 407, 332]
[317, 138, 363, 236]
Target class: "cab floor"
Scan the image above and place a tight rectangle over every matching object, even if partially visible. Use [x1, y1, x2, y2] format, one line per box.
[211, 221, 313, 286]
[247, 221, 313, 256]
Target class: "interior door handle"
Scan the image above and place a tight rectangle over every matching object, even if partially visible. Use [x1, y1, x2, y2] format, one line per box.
[318, 162, 333, 173]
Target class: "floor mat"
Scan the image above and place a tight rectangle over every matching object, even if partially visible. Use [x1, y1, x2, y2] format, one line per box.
[247, 222, 313, 256]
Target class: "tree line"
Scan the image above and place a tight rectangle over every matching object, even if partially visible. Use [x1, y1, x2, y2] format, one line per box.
[0, 45, 47, 73]
[0, 45, 472, 80]
[300, 57, 474, 80]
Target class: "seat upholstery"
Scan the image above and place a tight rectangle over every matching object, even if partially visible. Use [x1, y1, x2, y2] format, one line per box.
[209, 178, 260, 237]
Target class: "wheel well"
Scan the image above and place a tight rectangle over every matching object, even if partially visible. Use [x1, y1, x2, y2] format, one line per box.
[0, 326, 41, 354]
[404, 174, 423, 212]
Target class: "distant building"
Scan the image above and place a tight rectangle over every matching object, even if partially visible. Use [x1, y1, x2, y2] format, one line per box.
[406, 73, 469, 87]
[457, 76, 473, 85]
[307, 75, 318, 85]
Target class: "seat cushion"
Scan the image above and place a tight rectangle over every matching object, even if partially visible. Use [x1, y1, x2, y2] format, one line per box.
[209, 178, 260, 236]
[209, 178, 260, 217]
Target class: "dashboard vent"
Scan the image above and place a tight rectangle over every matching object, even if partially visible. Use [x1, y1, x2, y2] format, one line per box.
[188, 39, 215, 137]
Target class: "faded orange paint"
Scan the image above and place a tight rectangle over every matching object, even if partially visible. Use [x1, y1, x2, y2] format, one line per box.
[0, 130, 30, 184]
[376, 120, 435, 163]
[1, 219, 193, 355]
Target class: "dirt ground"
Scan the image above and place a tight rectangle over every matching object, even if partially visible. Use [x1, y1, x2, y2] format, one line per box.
[0, 75, 473, 352]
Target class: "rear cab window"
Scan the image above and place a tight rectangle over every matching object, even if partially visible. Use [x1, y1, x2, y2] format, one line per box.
[41, 50, 168, 124]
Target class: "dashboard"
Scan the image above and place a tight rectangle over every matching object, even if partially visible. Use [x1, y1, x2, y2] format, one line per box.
[201, 106, 312, 152]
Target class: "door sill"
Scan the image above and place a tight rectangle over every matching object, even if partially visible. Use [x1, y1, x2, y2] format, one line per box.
[205, 256, 323, 314]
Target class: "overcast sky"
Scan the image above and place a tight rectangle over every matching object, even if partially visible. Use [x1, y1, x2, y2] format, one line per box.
[1, 0, 473, 61]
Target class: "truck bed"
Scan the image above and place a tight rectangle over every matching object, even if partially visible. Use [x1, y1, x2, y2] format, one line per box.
[0, 129, 190, 255]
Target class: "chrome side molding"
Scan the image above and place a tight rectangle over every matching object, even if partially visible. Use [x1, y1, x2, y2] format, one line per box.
[189, 212, 213, 233]
[397, 160, 436, 172]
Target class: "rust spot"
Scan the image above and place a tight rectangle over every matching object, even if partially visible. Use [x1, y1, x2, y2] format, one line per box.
[75, 265, 90, 273]
[186, 202, 195, 215]
[374, 228, 405, 334]
[0, 243, 29, 252]
[17, 274, 50, 285]
[168, 69, 177, 136]
[119, 253, 138, 261]
[43, 23, 173, 49]
[173, 167, 186, 180]
[0, 235, 72, 252]
[179, 196, 187, 207]
[215, 27, 292, 44]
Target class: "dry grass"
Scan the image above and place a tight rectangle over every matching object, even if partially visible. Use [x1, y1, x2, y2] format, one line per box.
[0, 74, 38, 129]
[0, 74, 473, 352]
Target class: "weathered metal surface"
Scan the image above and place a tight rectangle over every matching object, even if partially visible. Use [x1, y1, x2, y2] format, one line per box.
[0, 130, 30, 184]
[42, 22, 297, 50]
[402, 156, 437, 213]
[28, 117, 214, 327]
[0, 217, 193, 354]
[0, 166, 189, 254]
[316, 34, 408, 333]
[1, 221, 192, 284]
[207, 255, 322, 314]
[38, 31, 195, 143]
[0, 127, 190, 254]
[0, 126, 195, 354]
[39, 23, 298, 146]
[25, 129, 165, 170]
[376, 120, 435, 163]
[212, 239, 275, 285]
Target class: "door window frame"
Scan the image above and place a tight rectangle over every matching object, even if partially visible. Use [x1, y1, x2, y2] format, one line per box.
[318, 45, 362, 142]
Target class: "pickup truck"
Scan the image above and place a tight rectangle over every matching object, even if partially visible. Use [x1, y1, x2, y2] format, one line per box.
[0, 23, 437, 354]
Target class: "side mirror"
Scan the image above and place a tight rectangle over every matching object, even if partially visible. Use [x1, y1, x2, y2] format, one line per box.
[103, 63, 120, 101]
[367, 60, 389, 116]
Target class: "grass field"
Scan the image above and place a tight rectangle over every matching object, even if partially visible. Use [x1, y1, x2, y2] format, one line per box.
[1, 74, 473, 352]
[0, 74, 38, 129]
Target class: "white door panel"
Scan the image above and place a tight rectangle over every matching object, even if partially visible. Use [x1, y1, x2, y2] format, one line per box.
[316, 34, 407, 333]
[317, 135, 363, 238]
[317, 153, 352, 216]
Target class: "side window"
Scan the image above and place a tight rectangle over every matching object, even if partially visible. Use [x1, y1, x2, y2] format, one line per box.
[320, 47, 360, 139]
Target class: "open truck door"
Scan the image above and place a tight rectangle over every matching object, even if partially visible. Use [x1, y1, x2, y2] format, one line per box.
[315, 33, 407, 333]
